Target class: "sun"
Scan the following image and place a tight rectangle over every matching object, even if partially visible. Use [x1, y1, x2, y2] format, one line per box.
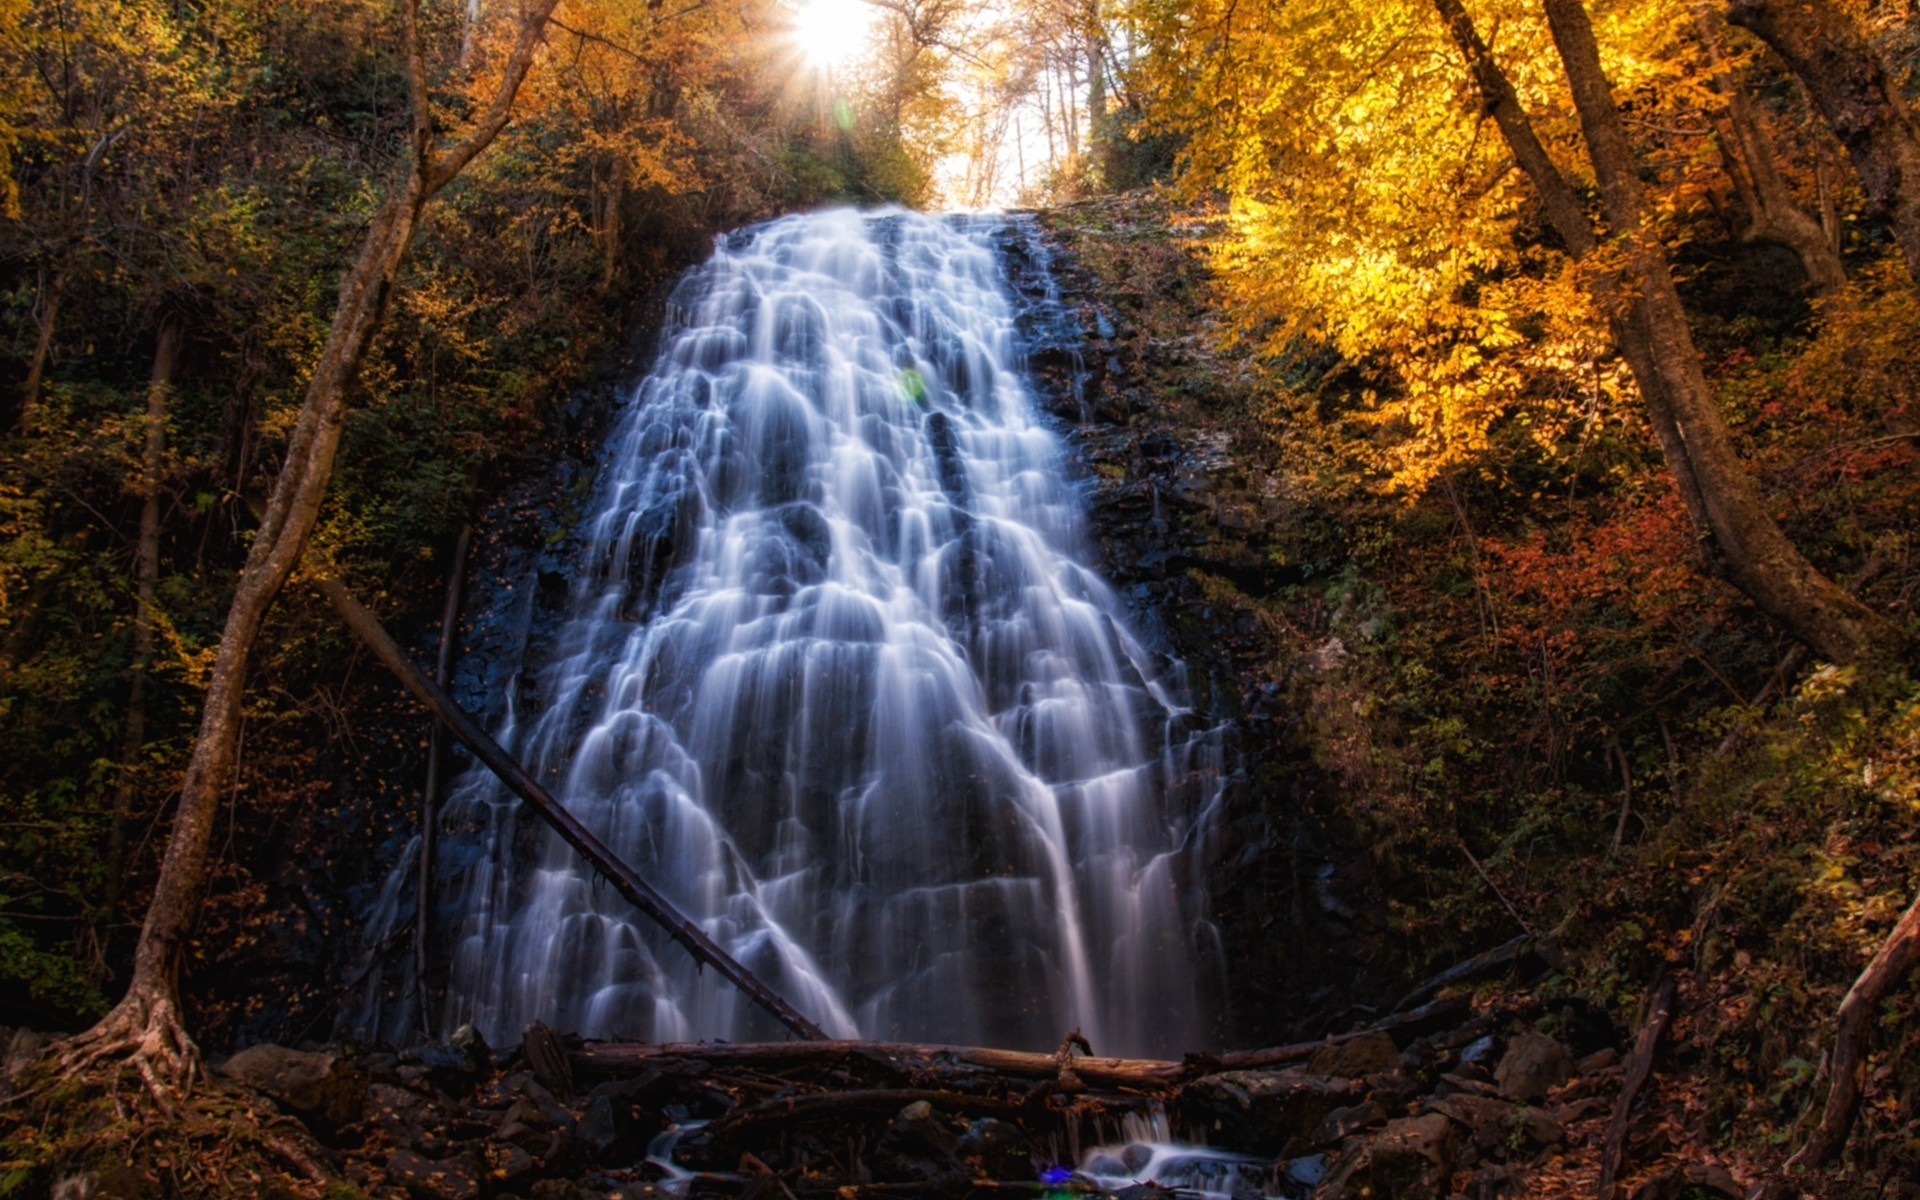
[788, 0, 878, 72]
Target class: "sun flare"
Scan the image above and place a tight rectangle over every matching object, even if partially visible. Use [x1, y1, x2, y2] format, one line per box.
[788, 0, 878, 72]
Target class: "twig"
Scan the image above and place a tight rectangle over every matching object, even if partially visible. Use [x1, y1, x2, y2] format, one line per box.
[1461, 839, 1534, 937]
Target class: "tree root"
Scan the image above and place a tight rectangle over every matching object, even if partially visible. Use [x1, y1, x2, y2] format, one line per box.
[55, 987, 202, 1112]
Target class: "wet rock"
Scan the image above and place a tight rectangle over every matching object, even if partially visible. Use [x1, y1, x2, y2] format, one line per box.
[955, 1117, 1034, 1178]
[580, 1076, 668, 1161]
[218, 1043, 366, 1126]
[883, 1098, 962, 1165]
[403, 1040, 485, 1094]
[1458, 1035, 1500, 1071]
[450, 1023, 492, 1070]
[1493, 1033, 1571, 1102]
[1308, 1032, 1398, 1078]
[576, 1095, 619, 1158]
[1181, 1070, 1364, 1156]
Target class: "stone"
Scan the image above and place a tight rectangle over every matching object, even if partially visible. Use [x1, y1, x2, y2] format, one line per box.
[1575, 1047, 1620, 1074]
[1307, 1032, 1399, 1078]
[404, 1040, 484, 1094]
[1312, 1101, 1387, 1147]
[218, 1043, 366, 1126]
[385, 1148, 480, 1200]
[1493, 1032, 1571, 1102]
[1183, 1070, 1365, 1156]
[576, 1095, 619, 1157]
[1426, 1095, 1561, 1160]
[1317, 1114, 1456, 1200]
[955, 1117, 1033, 1178]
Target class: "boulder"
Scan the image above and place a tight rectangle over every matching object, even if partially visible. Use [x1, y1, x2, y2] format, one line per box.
[218, 1043, 366, 1126]
[1307, 1032, 1399, 1078]
[1312, 1101, 1387, 1147]
[1493, 1032, 1571, 1102]
[1183, 1070, 1365, 1156]
[1315, 1113, 1456, 1200]
[955, 1117, 1034, 1178]
[1426, 1094, 1562, 1160]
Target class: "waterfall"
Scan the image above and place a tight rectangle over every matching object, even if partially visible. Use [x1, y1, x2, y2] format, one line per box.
[367, 209, 1226, 1056]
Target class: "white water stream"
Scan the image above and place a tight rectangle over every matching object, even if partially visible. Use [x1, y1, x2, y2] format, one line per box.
[357, 209, 1226, 1056]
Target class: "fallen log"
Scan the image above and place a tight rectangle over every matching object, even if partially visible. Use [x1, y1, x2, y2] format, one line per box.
[316, 573, 828, 1042]
[569, 994, 1473, 1090]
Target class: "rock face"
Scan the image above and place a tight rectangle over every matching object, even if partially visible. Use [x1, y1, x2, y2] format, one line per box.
[216, 1043, 366, 1126]
[997, 211, 1399, 1044]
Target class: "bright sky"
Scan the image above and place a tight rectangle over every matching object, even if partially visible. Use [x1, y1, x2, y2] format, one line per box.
[787, 0, 883, 71]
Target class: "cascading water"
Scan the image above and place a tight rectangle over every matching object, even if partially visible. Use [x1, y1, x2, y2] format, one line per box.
[359, 208, 1227, 1057]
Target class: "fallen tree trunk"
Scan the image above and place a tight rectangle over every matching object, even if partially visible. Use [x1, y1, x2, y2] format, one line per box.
[569, 993, 1472, 1091]
[316, 573, 828, 1042]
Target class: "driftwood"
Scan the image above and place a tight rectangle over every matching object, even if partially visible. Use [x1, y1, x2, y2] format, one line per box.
[1787, 887, 1920, 1171]
[317, 573, 828, 1041]
[1597, 975, 1676, 1200]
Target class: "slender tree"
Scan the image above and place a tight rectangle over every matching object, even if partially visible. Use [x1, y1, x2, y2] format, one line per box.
[1726, 0, 1920, 289]
[58, 0, 561, 1096]
[101, 319, 183, 936]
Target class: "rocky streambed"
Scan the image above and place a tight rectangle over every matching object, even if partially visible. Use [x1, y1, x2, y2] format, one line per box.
[6, 975, 1756, 1200]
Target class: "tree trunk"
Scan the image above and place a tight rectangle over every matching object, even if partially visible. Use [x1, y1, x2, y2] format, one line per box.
[4, 263, 68, 438]
[599, 155, 625, 294]
[414, 523, 472, 1039]
[1694, 4, 1848, 294]
[60, 0, 562, 1097]
[102, 320, 183, 934]
[1083, 0, 1108, 175]
[1433, 0, 1893, 663]
[1727, 0, 1920, 289]
[1543, 0, 1891, 664]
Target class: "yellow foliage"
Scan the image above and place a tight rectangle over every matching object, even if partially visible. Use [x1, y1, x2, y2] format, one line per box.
[1121, 0, 1739, 493]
